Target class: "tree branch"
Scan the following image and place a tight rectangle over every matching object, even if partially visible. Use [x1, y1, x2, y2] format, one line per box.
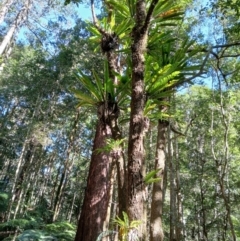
[142, 0, 159, 33]
[90, 0, 106, 36]
[212, 42, 240, 49]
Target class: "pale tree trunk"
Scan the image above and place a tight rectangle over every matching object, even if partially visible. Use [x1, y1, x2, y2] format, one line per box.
[20, 172, 35, 216]
[197, 134, 208, 241]
[6, 96, 41, 221]
[36, 154, 55, 206]
[218, 83, 236, 241]
[6, 138, 28, 221]
[13, 146, 36, 219]
[0, 0, 14, 25]
[50, 165, 61, 210]
[210, 78, 236, 241]
[52, 109, 80, 221]
[0, 0, 32, 56]
[174, 138, 184, 241]
[150, 120, 168, 241]
[67, 193, 76, 222]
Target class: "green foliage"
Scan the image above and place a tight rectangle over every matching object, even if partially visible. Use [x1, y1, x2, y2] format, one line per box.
[144, 168, 162, 184]
[71, 69, 104, 107]
[72, 60, 130, 110]
[17, 230, 57, 241]
[0, 219, 39, 231]
[64, 0, 82, 6]
[96, 138, 125, 154]
[0, 192, 9, 212]
[44, 222, 76, 241]
[96, 230, 117, 241]
[0, 220, 76, 241]
[113, 212, 142, 241]
[151, 0, 184, 26]
[231, 215, 240, 239]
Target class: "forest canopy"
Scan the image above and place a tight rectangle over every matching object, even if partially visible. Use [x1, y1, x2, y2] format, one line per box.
[0, 0, 240, 240]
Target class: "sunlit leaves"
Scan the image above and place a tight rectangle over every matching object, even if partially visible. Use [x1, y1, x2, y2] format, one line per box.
[72, 60, 130, 110]
[144, 168, 162, 184]
[96, 138, 125, 154]
[151, 0, 183, 26]
[113, 211, 142, 241]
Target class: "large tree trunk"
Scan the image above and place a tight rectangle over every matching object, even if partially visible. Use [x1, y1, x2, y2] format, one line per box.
[75, 119, 112, 241]
[127, 0, 148, 237]
[150, 120, 168, 241]
[127, 0, 159, 239]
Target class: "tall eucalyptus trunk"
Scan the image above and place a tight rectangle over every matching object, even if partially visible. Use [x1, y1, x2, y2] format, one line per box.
[75, 102, 118, 241]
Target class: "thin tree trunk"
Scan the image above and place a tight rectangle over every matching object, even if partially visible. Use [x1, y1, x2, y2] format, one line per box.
[102, 161, 116, 241]
[13, 148, 36, 219]
[0, 0, 32, 56]
[67, 193, 76, 222]
[109, 116, 127, 220]
[169, 129, 177, 241]
[210, 79, 236, 241]
[52, 109, 80, 221]
[50, 166, 61, 211]
[218, 84, 236, 241]
[175, 138, 184, 241]
[0, 0, 14, 25]
[150, 120, 168, 241]
[6, 138, 28, 221]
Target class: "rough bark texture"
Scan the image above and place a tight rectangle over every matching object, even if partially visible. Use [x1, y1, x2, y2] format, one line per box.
[106, 40, 127, 219]
[127, 0, 148, 239]
[150, 120, 168, 241]
[110, 117, 127, 219]
[75, 120, 112, 241]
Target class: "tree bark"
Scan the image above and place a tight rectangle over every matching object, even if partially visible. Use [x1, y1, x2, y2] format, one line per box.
[75, 119, 112, 241]
[0, 0, 32, 56]
[127, 0, 159, 239]
[169, 130, 177, 241]
[175, 139, 184, 240]
[150, 120, 168, 241]
[127, 0, 148, 236]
